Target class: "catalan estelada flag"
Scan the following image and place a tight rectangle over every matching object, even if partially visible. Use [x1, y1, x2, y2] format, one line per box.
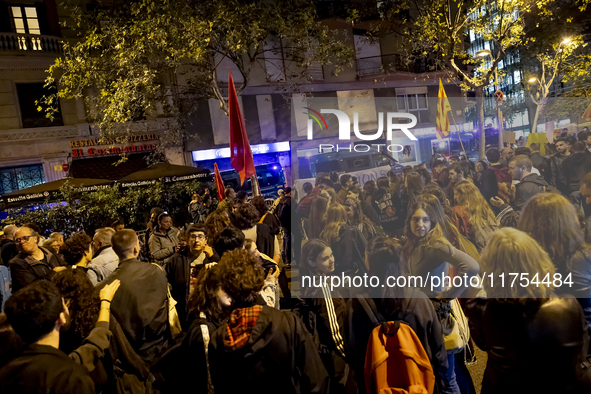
[583, 101, 591, 121]
[436, 79, 452, 140]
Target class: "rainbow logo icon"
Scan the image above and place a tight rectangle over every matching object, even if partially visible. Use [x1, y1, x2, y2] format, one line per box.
[303, 107, 328, 133]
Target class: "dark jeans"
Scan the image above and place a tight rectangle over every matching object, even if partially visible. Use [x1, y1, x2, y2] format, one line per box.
[282, 228, 292, 265]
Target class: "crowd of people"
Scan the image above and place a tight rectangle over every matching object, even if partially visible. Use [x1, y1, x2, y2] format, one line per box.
[2, 132, 591, 393]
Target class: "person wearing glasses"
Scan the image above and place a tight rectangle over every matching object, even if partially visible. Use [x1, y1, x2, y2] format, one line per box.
[166, 224, 219, 329]
[8, 226, 67, 293]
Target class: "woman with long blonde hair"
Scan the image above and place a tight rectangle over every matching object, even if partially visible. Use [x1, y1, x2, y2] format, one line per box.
[320, 204, 366, 275]
[453, 180, 498, 252]
[517, 193, 591, 330]
[465, 227, 588, 394]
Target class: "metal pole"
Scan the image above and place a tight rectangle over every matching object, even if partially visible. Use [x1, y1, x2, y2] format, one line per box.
[494, 66, 504, 149]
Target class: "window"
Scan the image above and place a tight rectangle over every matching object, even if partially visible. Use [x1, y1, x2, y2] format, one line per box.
[10, 6, 40, 35]
[469, 30, 475, 42]
[16, 83, 64, 128]
[513, 70, 521, 85]
[373, 153, 391, 167]
[345, 156, 370, 170]
[396, 93, 430, 123]
[0, 164, 45, 195]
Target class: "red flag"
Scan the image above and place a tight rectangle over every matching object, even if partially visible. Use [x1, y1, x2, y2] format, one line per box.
[229, 70, 256, 185]
[214, 163, 225, 202]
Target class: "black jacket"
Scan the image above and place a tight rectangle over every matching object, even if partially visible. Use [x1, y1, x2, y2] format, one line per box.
[562, 152, 591, 194]
[260, 211, 281, 235]
[530, 152, 548, 176]
[548, 152, 570, 193]
[154, 313, 226, 394]
[9, 247, 66, 293]
[0, 344, 95, 394]
[479, 165, 500, 203]
[0, 239, 16, 266]
[95, 258, 170, 363]
[514, 173, 549, 210]
[166, 250, 219, 329]
[210, 304, 328, 394]
[465, 296, 590, 394]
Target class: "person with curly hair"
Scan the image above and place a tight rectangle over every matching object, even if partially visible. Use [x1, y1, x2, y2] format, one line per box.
[0, 278, 128, 393]
[251, 195, 280, 235]
[232, 203, 280, 263]
[209, 249, 328, 393]
[204, 209, 231, 247]
[61, 232, 93, 267]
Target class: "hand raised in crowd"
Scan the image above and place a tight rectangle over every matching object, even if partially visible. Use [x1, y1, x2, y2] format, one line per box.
[205, 262, 218, 270]
[203, 244, 214, 257]
[267, 266, 281, 280]
[175, 241, 187, 253]
[99, 279, 121, 303]
[490, 196, 504, 208]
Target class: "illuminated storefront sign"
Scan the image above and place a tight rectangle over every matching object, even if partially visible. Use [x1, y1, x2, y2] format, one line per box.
[192, 141, 290, 161]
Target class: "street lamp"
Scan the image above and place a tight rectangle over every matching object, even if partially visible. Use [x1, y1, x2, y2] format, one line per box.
[476, 49, 503, 148]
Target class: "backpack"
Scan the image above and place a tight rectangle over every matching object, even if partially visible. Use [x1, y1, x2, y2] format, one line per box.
[360, 298, 435, 394]
[0, 265, 12, 312]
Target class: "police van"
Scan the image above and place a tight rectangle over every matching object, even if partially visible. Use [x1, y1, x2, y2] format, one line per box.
[299, 149, 404, 179]
[220, 163, 286, 198]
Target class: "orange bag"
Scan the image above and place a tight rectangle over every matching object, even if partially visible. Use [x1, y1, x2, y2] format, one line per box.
[364, 321, 435, 394]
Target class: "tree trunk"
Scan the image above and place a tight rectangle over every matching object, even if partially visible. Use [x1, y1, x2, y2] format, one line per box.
[476, 86, 486, 160]
[531, 103, 541, 136]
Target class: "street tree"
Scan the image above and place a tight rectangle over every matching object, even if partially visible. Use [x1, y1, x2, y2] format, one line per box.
[524, 37, 584, 134]
[43, 0, 354, 148]
[369, 0, 554, 159]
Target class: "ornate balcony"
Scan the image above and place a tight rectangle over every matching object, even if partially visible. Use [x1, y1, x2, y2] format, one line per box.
[0, 32, 63, 54]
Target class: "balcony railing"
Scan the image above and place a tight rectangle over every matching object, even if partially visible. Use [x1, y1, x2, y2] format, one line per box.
[356, 54, 451, 77]
[0, 33, 63, 54]
[356, 54, 405, 77]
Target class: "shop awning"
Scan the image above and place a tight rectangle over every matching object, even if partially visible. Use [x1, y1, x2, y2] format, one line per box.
[69, 153, 151, 180]
[2, 178, 114, 206]
[118, 163, 212, 187]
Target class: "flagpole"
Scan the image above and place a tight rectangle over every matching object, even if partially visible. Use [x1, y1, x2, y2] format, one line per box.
[448, 109, 468, 159]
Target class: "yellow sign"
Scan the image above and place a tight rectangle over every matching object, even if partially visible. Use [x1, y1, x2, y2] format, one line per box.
[526, 132, 549, 156]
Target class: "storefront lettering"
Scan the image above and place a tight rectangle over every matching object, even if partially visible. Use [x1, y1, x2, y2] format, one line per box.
[72, 144, 155, 158]
[69, 134, 158, 148]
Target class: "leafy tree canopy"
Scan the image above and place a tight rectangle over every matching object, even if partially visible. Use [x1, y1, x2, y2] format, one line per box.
[44, 0, 354, 147]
